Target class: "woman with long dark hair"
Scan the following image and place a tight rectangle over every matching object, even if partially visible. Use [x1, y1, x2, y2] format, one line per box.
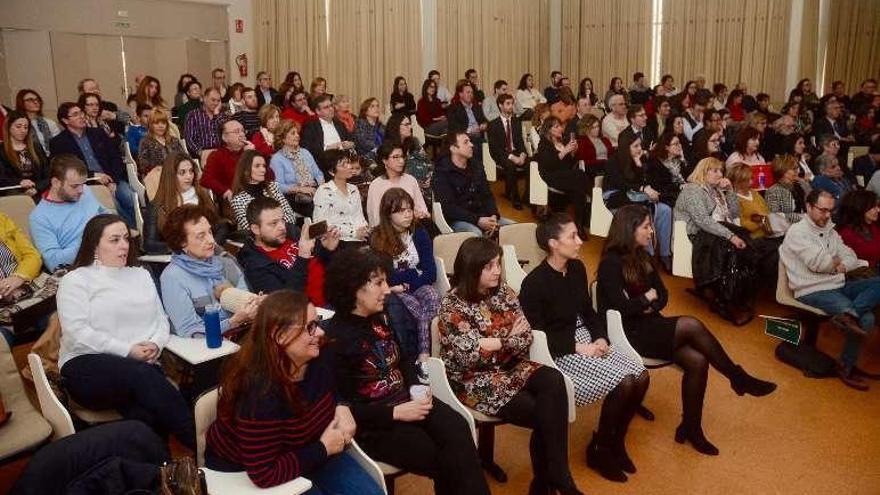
[206, 290, 384, 493]
[416, 78, 448, 135]
[390, 76, 416, 117]
[231, 150, 298, 229]
[645, 131, 690, 207]
[597, 205, 775, 456]
[58, 214, 194, 448]
[174, 73, 197, 108]
[520, 213, 648, 482]
[0, 111, 49, 197]
[536, 116, 588, 235]
[837, 189, 880, 269]
[371, 187, 440, 360]
[366, 141, 429, 226]
[353, 97, 385, 162]
[577, 77, 599, 106]
[134, 75, 166, 110]
[15, 89, 60, 156]
[515, 73, 546, 120]
[440, 237, 582, 494]
[324, 247, 490, 495]
[386, 112, 434, 204]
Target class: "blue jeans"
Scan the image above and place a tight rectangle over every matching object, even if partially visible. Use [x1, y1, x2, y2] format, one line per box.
[451, 217, 515, 235]
[304, 450, 384, 495]
[651, 201, 672, 257]
[798, 277, 880, 368]
[0, 326, 14, 347]
[114, 181, 137, 228]
[385, 293, 418, 361]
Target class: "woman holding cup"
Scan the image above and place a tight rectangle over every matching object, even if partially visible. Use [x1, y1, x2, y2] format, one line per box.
[324, 248, 490, 495]
[439, 237, 583, 495]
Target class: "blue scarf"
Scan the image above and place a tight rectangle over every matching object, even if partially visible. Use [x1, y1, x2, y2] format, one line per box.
[170, 253, 226, 284]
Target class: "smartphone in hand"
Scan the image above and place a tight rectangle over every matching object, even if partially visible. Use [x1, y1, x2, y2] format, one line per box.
[308, 220, 328, 238]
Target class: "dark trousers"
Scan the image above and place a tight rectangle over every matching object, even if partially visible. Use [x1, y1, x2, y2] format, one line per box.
[385, 293, 419, 362]
[544, 169, 589, 227]
[498, 366, 573, 487]
[500, 159, 528, 204]
[61, 353, 196, 450]
[357, 399, 490, 495]
[11, 420, 168, 495]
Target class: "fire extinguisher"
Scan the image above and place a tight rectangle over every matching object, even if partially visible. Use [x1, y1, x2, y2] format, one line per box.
[235, 54, 248, 78]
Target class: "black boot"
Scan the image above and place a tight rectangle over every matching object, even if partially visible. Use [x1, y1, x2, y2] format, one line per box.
[613, 430, 636, 474]
[528, 478, 551, 495]
[674, 422, 719, 456]
[586, 431, 628, 482]
[729, 365, 777, 397]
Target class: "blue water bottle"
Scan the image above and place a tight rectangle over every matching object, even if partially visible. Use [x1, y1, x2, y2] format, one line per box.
[204, 303, 222, 349]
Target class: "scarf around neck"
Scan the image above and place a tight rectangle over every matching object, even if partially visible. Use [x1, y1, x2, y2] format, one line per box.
[170, 252, 226, 284]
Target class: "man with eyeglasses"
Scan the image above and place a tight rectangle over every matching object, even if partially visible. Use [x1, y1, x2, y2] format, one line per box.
[76, 78, 129, 136]
[434, 131, 514, 236]
[300, 94, 354, 166]
[211, 68, 228, 100]
[692, 109, 725, 161]
[255, 71, 277, 108]
[814, 100, 855, 158]
[281, 90, 317, 129]
[184, 87, 228, 159]
[617, 104, 655, 154]
[29, 155, 110, 272]
[780, 189, 880, 390]
[49, 102, 136, 228]
[812, 154, 856, 211]
[200, 119, 259, 201]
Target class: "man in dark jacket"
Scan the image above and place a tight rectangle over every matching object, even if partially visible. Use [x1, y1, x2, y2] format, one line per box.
[433, 131, 513, 236]
[300, 94, 354, 168]
[236, 196, 338, 299]
[50, 101, 136, 227]
[446, 80, 488, 172]
[486, 94, 528, 209]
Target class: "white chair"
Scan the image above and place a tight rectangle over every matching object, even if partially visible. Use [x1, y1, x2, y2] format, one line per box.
[671, 220, 693, 278]
[589, 175, 613, 237]
[847, 145, 869, 172]
[605, 309, 673, 368]
[432, 202, 454, 234]
[0, 339, 52, 461]
[411, 119, 426, 144]
[123, 142, 147, 205]
[501, 244, 527, 294]
[433, 256, 451, 297]
[482, 142, 497, 182]
[180, 139, 191, 157]
[133, 191, 145, 240]
[27, 353, 122, 441]
[89, 184, 117, 212]
[194, 388, 313, 494]
[529, 161, 547, 206]
[433, 232, 478, 276]
[775, 260, 826, 316]
[529, 330, 577, 422]
[498, 223, 541, 274]
[0, 193, 36, 240]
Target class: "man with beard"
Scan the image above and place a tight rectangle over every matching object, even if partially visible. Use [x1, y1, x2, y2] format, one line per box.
[29, 155, 109, 271]
[236, 196, 339, 299]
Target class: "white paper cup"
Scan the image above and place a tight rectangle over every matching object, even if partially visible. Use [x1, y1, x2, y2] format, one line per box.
[409, 384, 430, 402]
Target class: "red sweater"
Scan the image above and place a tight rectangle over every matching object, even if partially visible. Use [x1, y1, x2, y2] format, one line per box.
[206, 354, 337, 488]
[416, 98, 445, 128]
[576, 135, 615, 168]
[838, 224, 880, 269]
[250, 131, 274, 159]
[281, 107, 316, 131]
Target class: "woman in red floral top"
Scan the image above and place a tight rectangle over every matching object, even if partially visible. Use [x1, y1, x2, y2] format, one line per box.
[439, 237, 582, 495]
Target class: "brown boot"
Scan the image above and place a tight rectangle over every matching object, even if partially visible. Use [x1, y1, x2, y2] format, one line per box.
[831, 314, 869, 338]
[837, 363, 869, 391]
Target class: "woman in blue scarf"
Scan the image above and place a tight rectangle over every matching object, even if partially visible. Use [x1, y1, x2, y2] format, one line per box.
[159, 204, 259, 338]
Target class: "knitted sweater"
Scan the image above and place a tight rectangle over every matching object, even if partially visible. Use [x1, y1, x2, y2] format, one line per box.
[736, 190, 770, 238]
[779, 216, 868, 298]
[29, 188, 109, 271]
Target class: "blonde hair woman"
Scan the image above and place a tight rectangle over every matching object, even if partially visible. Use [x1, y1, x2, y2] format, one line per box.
[137, 108, 186, 175]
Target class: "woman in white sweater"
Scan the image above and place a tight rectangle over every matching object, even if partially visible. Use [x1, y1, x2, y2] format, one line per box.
[58, 214, 195, 449]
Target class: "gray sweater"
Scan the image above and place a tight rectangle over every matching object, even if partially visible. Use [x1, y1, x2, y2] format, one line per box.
[779, 216, 867, 298]
[674, 183, 740, 240]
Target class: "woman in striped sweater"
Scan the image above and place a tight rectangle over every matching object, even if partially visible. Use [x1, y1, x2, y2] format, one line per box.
[205, 290, 383, 493]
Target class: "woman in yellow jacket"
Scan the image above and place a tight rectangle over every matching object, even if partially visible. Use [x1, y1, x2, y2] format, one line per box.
[0, 211, 42, 345]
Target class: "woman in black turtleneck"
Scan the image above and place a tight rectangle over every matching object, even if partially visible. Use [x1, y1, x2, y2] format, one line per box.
[322, 248, 489, 495]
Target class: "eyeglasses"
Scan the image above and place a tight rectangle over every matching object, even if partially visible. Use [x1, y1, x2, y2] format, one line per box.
[66, 109, 83, 118]
[811, 205, 833, 214]
[389, 154, 405, 160]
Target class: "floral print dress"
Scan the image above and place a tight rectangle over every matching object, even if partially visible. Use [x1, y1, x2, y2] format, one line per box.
[439, 284, 541, 416]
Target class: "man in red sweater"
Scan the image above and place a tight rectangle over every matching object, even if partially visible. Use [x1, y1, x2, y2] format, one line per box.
[200, 119, 273, 201]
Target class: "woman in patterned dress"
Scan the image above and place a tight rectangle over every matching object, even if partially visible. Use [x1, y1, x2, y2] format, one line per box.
[519, 213, 648, 483]
[439, 237, 583, 495]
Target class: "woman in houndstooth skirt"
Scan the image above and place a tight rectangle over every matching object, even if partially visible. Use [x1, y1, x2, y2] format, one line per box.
[519, 213, 649, 483]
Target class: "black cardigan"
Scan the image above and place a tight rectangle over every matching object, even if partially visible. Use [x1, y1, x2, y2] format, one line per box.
[519, 259, 606, 358]
[596, 250, 668, 324]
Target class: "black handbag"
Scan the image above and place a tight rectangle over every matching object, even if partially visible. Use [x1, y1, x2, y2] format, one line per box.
[774, 342, 837, 378]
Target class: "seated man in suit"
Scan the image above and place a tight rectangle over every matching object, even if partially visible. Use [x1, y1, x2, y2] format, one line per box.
[300, 94, 354, 166]
[255, 71, 278, 108]
[853, 141, 880, 186]
[487, 93, 528, 209]
[433, 131, 514, 236]
[49, 102, 135, 227]
[813, 100, 856, 158]
[617, 104, 656, 156]
[29, 155, 109, 271]
[447, 80, 489, 173]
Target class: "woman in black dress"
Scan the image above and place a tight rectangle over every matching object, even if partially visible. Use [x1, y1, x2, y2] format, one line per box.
[596, 205, 776, 456]
[535, 116, 588, 235]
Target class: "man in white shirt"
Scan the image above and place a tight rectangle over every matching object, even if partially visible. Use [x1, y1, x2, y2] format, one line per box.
[482, 80, 508, 123]
[429, 70, 452, 108]
[602, 94, 629, 147]
[300, 94, 354, 163]
[683, 96, 708, 143]
[780, 189, 880, 390]
[661, 74, 678, 97]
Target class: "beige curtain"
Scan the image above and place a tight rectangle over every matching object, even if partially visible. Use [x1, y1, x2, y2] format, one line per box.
[824, 0, 880, 96]
[324, 0, 422, 110]
[253, 0, 328, 88]
[436, 0, 549, 97]
[660, 0, 790, 102]
[560, 0, 652, 95]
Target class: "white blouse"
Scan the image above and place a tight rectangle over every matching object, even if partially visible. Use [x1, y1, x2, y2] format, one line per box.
[58, 265, 170, 369]
[313, 180, 369, 241]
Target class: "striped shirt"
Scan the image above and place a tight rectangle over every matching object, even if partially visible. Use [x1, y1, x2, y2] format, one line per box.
[205, 353, 337, 488]
[184, 107, 227, 157]
[233, 110, 261, 138]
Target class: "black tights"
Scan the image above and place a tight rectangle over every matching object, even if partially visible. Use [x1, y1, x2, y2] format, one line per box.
[672, 316, 737, 428]
[597, 370, 650, 442]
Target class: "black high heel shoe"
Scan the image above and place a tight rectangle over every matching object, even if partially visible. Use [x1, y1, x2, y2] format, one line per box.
[675, 423, 719, 456]
[730, 365, 777, 397]
[586, 432, 628, 482]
